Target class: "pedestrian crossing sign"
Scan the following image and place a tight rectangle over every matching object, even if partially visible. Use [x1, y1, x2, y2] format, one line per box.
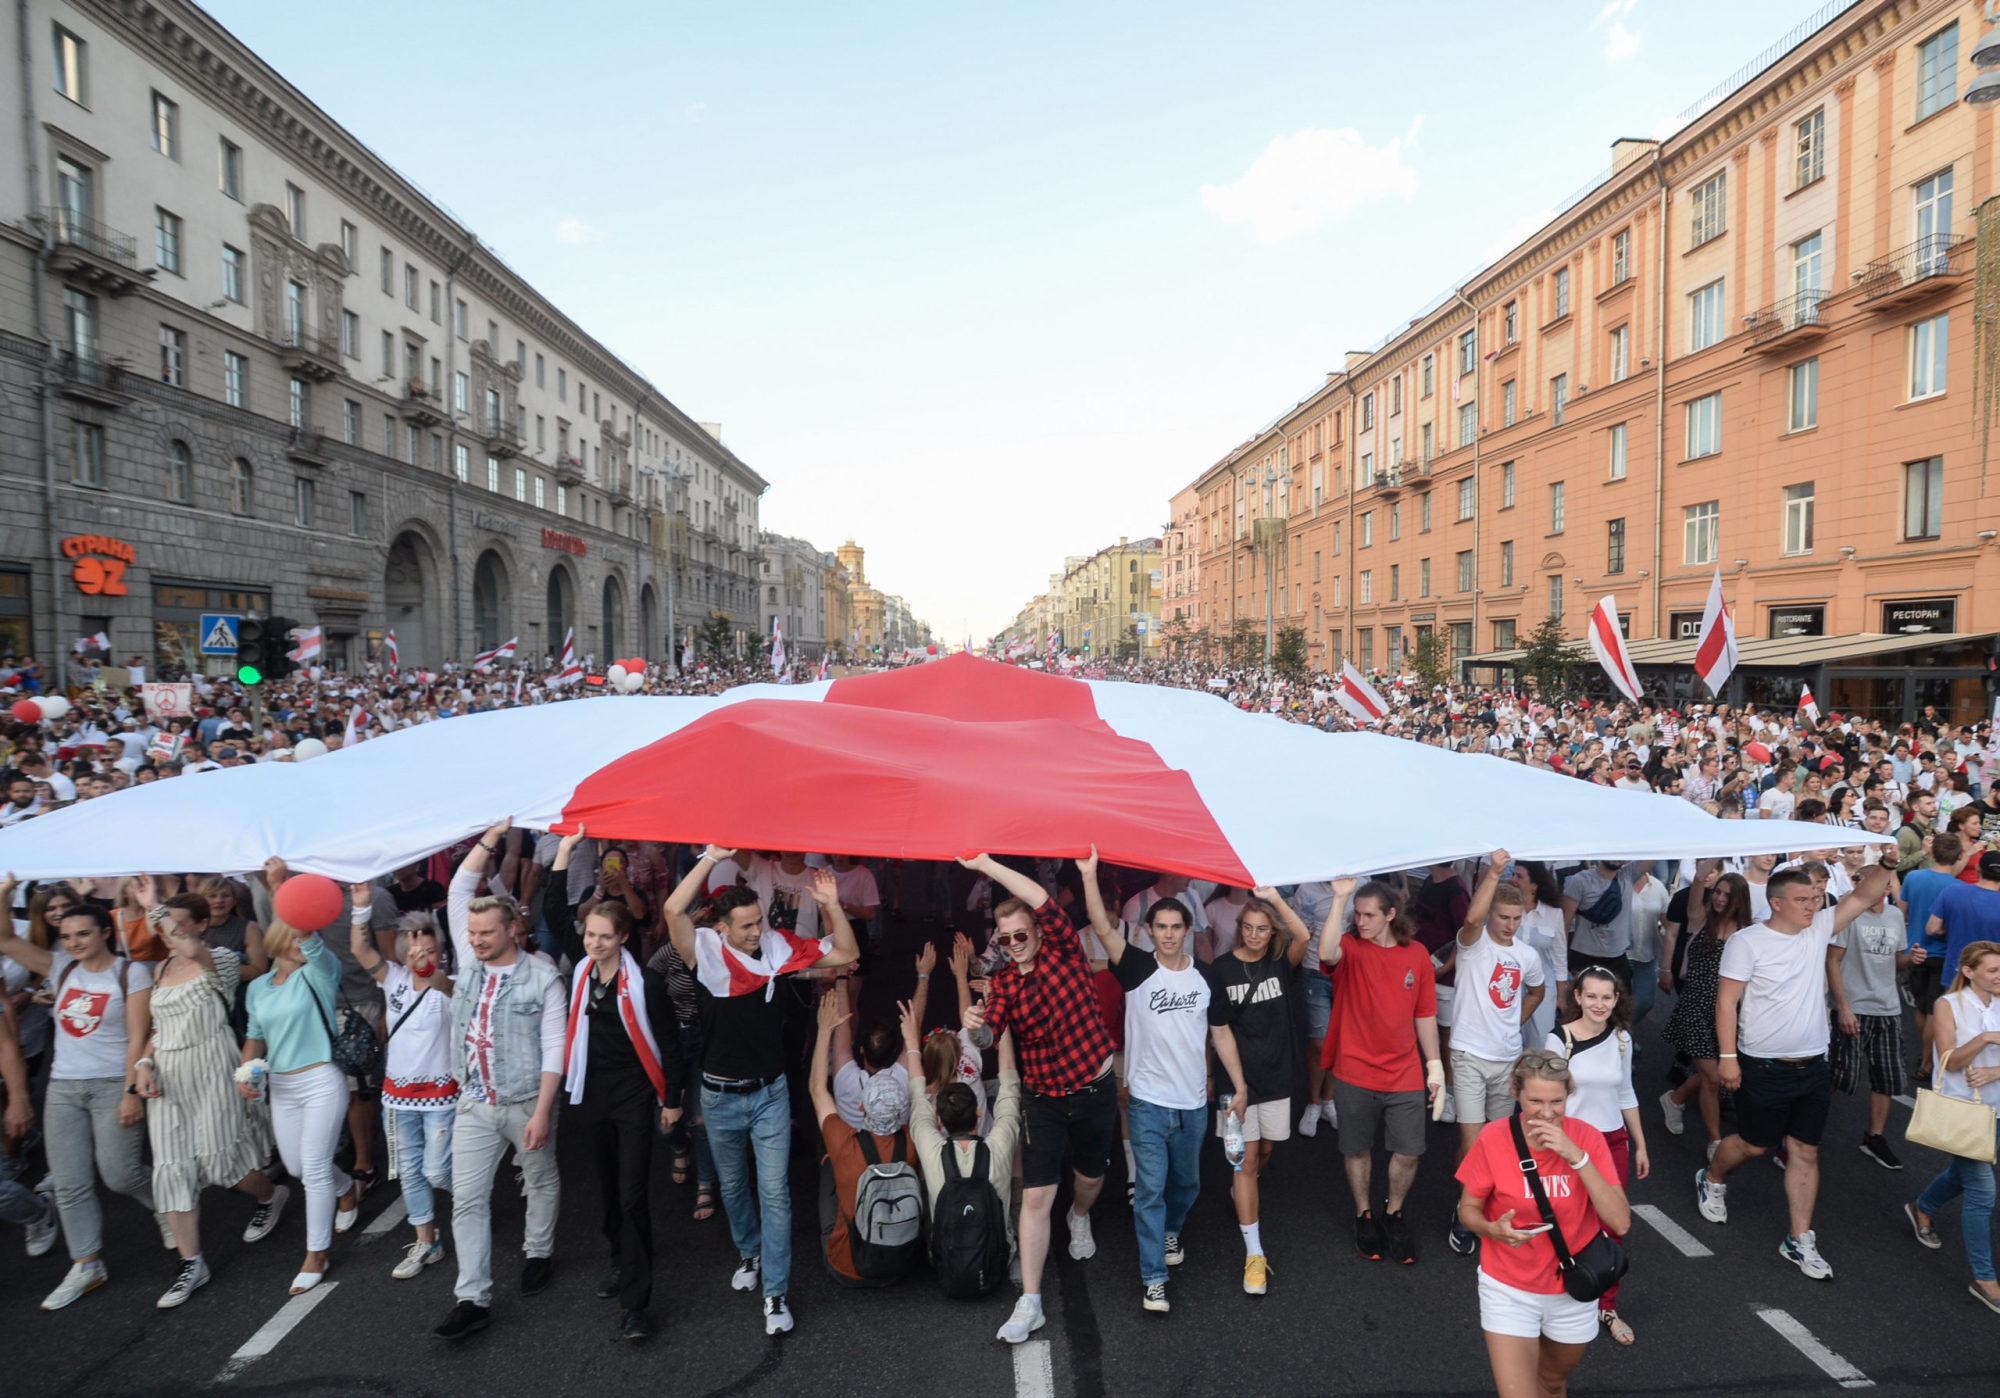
[199, 613, 241, 655]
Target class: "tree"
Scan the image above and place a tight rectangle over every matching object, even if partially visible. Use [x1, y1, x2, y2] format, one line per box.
[1273, 625, 1309, 677]
[696, 611, 734, 662]
[1160, 613, 1192, 659]
[1410, 630, 1452, 689]
[1518, 616, 1583, 696]
[1228, 617, 1261, 668]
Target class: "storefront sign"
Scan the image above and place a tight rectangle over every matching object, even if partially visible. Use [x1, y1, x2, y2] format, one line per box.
[1767, 605, 1825, 639]
[541, 527, 587, 557]
[1882, 597, 1956, 634]
[1668, 610, 1705, 641]
[61, 534, 135, 597]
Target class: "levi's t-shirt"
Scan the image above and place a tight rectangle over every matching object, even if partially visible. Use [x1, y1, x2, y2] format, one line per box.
[1456, 1115, 1617, 1294]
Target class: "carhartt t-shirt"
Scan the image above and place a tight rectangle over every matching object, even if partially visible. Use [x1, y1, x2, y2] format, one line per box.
[1449, 933, 1545, 1062]
[1718, 909, 1837, 1058]
[1111, 947, 1211, 1110]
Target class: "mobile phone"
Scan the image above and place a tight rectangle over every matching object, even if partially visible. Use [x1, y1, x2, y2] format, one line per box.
[602, 851, 625, 877]
[1513, 1223, 1553, 1236]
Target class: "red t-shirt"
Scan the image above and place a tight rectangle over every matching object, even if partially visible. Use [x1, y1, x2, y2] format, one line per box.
[1320, 936, 1437, 1092]
[1455, 1116, 1616, 1294]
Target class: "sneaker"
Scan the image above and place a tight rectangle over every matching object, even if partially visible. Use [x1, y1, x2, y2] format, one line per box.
[1904, 1200, 1942, 1250]
[433, 1300, 490, 1340]
[997, 1293, 1046, 1344]
[1382, 1209, 1416, 1265]
[394, 1239, 445, 1280]
[519, 1256, 552, 1296]
[763, 1294, 794, 1335]
[1696, 1168, 1728, 1224]
[1354, 1209, 1386, 1260]
[156, 1255, 210, 1309]
[1658, 1090, 1685, 1136]
[41, 1260, 106, 1311]
[155, 1211, 178, 1251]
[1066, 1208, 1096, 1261]
[1968, 1282, 2000, 1315]
[25, 1185, 58, 1258]
[597, 1266, 623, 1299]
[619, 1307, 653, 1341]
[1859, 1134, 1903, 1171]
[1779, 1230, 1833, 1280]
[1243, 1253, 1269, 1295]
[1141, 1280, 1169, 1312]
[1771, 1143, 1789, 1172]
[1319, 1101, 1337, 1129]
[1163, 1231, 1184, 1266]
[731, 1256, 762, 1292]
[1296, 1102, 1320, 1137]
[1448, 1216, 1479, 1256]
[242, 1184, 290, 1244]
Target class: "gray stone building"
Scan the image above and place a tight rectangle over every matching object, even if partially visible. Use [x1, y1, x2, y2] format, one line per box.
[0, 0, 766, 676]
[758, 530, 828, 661]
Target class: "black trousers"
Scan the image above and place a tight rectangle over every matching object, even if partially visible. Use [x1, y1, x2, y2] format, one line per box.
[577, 1087, 657, 1310]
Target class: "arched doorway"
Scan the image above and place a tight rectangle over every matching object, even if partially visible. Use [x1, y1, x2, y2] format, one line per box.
[640, 583, 659, 662]
[473, 550, 509, 654]
[384, 531, 439, 669]
[546, 565, 573, 649]
[601, 575, 624, 661]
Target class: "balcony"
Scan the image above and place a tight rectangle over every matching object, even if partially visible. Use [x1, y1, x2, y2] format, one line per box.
[553, 455, 586, 486]
[399, 380, 445, 428]
[45, 208, 152, 296]
[1857, 235, 1972, 309]
[609, 474, 633, 504]
[1742, 289, 1829, 352]
[1367, 466, 1406, 497]
[52, 349, 131, 407]
[285, 426, 333, 467]
[275, 326, 342, 382]
[483, 417, 523, 458]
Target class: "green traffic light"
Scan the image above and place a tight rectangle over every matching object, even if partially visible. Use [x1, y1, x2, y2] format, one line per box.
[237, 663, 264, 685]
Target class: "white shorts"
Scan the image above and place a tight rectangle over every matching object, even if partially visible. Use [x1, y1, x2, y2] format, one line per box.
[1477, 1270, 1600, 1343]
[1434, 984, 1455, 1030]
[1451, 1050, 1516, 1126]
[1217, 1097, 1291, 1143]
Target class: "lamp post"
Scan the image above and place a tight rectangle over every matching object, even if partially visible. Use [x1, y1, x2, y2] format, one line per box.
[1254, 463, 1285, 668]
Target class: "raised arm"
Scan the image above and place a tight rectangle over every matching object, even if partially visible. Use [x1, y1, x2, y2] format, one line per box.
[1831, 863, 1891, 934]
[808, 985, 846, 1125]
[0, 877, 53, 978]
[957, 852, 1048, 911]
[1316, 877, 1358, 968]
[949, 932, 976, 1025]
[665, 843, 731, 969]
[1075, 846, 1127, 966]
[807, 868, 861, 969]
[1460, 849, 1510, 948]
[545, 827, 586, 966]
[1253, 886, 1313, 967]
[348, 883, 387, 980]
[909, 942, 936, 1031]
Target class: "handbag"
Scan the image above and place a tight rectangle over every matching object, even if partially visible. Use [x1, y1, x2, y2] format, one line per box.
[308, 982, 383, 1081]
[1510, 1114, 1628, 1303]
[1907, 1078, 1999, 1164]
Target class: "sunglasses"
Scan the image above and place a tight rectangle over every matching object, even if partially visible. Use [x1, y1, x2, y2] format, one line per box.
[992, 930, 1033, 947]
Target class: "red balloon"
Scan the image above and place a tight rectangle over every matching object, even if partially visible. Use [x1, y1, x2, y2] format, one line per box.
[1744, 741, 1772, 763]
[9, 699, 42, 723]
[272, 873, 345, 931]
[621, 657, 646, 675]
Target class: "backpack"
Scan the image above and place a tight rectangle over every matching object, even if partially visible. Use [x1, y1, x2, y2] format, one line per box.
[931, 1138, 1008, 1298]
[848, 1133, 924, 1281]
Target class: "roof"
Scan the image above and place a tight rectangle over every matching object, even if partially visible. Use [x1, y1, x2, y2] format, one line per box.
[1464, 631, 1990, 669]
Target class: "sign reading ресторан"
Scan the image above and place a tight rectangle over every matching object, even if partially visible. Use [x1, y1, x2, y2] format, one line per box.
[1881, 597, 1955, 634]
[541, 527, 587, 557]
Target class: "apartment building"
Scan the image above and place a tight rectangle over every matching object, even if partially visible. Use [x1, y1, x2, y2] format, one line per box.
[758, 530, 828, 659]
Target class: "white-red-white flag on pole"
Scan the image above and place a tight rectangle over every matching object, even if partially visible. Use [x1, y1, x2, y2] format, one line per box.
[680, 633, 694, 674]
[512, 668, 524, 704]
[1692, 567, 1738, 696]
[1336, 659, 1388, 724]
[770, 622, 785, 676]
[289, 626, 323, 665]
[342, 705, 370, 748]
[553, 627, 582, 687]
[471, 636, 517, 672]
[1798, 683, 1821, 726]
[385, 629, 399, 672]
[1587, 595, 1643, 703]
[815, 652, 830, 682]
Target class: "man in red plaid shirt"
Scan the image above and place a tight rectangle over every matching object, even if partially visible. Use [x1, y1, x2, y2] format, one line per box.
[961, 853, 1117, 1345]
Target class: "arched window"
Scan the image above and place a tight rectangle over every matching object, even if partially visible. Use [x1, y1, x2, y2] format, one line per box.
[231, 457, 253, 515]
[168, 439, 191, 503]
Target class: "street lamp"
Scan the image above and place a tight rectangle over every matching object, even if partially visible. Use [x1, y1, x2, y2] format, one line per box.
[1970, 5, 2000, 103]
[1253, 463, 1286, 667]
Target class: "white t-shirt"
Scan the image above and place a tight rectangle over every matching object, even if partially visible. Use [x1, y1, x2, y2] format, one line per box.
[1121, 886, 1207, 954]
[1515, 905, 1569, 1044]
[1718, 909, 1838, 1059]
[380, 962, 458, 1111]
[1449, 932, 1545, 1062]
[1547, 1026, 1637, 1133]
[49, 951, 153, 1080]
[1746, 878, 1773, 925]
[1626, 877, 1670, 963]
[747, 858, 821, 943]
[1112, 948, 1212, 1110]
[1758, 788, 1796, 821]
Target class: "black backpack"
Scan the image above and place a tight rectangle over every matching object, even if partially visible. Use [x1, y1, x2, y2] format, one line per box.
[930, 1138, 1008, 1298]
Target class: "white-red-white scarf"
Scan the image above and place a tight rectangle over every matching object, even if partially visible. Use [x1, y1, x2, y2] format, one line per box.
[693, 924, 829, 1003]
[562, 949, 665, 1105]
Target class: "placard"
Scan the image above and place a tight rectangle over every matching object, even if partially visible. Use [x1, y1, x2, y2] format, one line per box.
[142, 682, 194, 719]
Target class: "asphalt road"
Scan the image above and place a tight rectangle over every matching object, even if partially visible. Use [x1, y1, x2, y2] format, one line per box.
[8, 979, 2000, 1397]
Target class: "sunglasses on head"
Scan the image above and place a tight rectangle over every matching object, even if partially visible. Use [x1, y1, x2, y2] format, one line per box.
[992, 930, 1033, 947]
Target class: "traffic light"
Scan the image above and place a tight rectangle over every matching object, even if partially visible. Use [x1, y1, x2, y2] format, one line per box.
[236, 617, 268, 685]
[262, 616, 298, 683]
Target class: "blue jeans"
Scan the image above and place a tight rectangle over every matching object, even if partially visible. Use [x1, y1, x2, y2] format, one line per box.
[1128, 1098, 1204, 1285]
[1918, 1138, 2000, 1283]
[0, 1149, 43, 1226]
[702, 1078, 791, 1298]
[387, 1107, 455, 1228]
[1628, 959, 1657, 1028]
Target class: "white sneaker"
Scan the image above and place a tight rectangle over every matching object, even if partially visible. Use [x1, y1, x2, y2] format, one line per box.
[157, 1255, 210, 1309]
[393, 1238, 444, 1279]
[731, 1256, 761, 1291]
[1141, 1280, 1169, 1312]
[763, 1294, 794, 1335]
[242, 1184, 290, 1244]
[25, 1184, 58, 1257]
[1696, 1168, 1728, 1224]
[1658, 1090, 1685, 1136]
[1319, 1101, 1337, 1129]
[1780, 1230, 1833, 1280]
[997, 1293, 1046, 1344]
[1296, 1102, 1321, 1137]
[155, 1211, 178, 1251]
[1066, 1208, 1096, 1260]
[42, 1259, 107, 1311]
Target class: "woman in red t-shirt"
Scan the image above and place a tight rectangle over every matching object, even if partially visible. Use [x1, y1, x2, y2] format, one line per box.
[1455, 1049, 1631, 1397]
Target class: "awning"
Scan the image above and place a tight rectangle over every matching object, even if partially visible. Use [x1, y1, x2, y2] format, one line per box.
[1464, 631, 1990, 670]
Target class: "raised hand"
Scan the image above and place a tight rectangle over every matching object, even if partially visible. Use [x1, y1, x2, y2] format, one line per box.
[897, 997, 921, 1050]
[349, 881, 372, 910]
[1075, 845, 1099, 879]
[916, 942, 937, 976]
[808, 867, 841, 908]
[955, 853, 992, 872]
[1251, 886, 1279, 904]
[816, 984, 850, 1036]
[1331, 875, 1359, 899]
[950, 932, 974, 979]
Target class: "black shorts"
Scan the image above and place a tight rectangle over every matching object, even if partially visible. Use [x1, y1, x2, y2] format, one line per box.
[1021, 1072, 1118, 1189]
[1735, 1054, 1831, 1150]
[1911, 956, 1947, 1015]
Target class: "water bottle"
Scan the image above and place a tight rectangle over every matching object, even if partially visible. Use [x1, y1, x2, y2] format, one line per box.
[1220, 1092, 1246, 1170]
[248, 1062, 268, 1103]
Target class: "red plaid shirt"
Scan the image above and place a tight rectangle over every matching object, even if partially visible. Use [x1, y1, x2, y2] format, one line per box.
[981, 900, 1114, 1096]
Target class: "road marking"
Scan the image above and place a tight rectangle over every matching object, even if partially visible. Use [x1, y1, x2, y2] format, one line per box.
[360, 1196, 407, 1240]
[1893, 1094, 1916, 1110]
[1631, 1203, 1713, 1258]
[1013, 1339, 1054, 1398]
[1755, 1306, 1873, 1389]
[213, 1281, 338, 1383]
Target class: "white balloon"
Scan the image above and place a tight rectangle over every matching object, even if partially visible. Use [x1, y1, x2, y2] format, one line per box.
[293, 738, 328, 761]
[607, 665, 628, 685]
[39, 695, 71, 720]
[621, 672, 644, 693]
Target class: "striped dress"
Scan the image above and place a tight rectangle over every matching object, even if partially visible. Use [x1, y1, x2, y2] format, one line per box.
[148, 948, 274, 1212]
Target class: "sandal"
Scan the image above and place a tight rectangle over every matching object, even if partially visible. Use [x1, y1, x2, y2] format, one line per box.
[693, 1184, 718, 1222]
[1600, 1309, 1635, 1345]
[671, 1147, 693, 1187]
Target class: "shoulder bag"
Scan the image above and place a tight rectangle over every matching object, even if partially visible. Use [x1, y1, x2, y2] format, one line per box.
[1509, 1113, 1628, 1303]
[1906, 1012, 1998, 1163]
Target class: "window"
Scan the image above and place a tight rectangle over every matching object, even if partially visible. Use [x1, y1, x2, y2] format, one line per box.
[1686, 391, 1721, 458]
[222, 244, 245, 302]
[1503, 379, 1517, 426]
[341, 309, 359, 358]
[485, 387, 501, 432]
[1500, 539, 1515, 586]
[53, 24, 85, 103]
[1361, 511, 1374, 547]
[429, 281, 441, 322]
[69, 421, 102, 486]
[1612, 229, 1631, 283]
[454, 443, 469, 482]
[1783, 482, 1815, 554]
[1418, 559, 1430, 596]
[1608, 422, 1627, 480]
[1422, 354, 1434, 396]
[1796, 108, 1824, 188]
[1390, 565, 1401, 601]
[406, 424, 419, 463]
[488, 320, 499, 353]
[339, 220, 358, 267]
[1549, 480, 1565, 534]
[1502, 462, 1516, 508]
[284, 183, 305, 239]
[379, 246, 393, 294]
[1390, 502, 1401, 540]
[150, 91, 179, 158]
[153, 207, 182, 274]
[534, 476, 546, 510]
[1689, 279, 1725, 350]
[288, 377, 308, 429]
[1553, 267, 1570, 320]
[168, 440, 191, 502]
[1607, 517, 1626, 574]
[285, 280, 305, 338]
[1421, 490, 1432, 531]
[1360, 451, 1374, 487]
[1459, 401, 1477, 447]
[1458, 478, 1475, 520]
[1391, 376, 1403, 415]
[515, 340, 527, 371]
[557, 368, 567, 400]
[1916, 169, 1955, 269]
[1504, 301, 1518, 343]
[514, 467, 527, 502]
[1918, 23, 1958, 120]
[224, 350, 246, 408]
[1684, 500, 1719, 564]
[1494, 618, 1517, 649]
[454, 298, 468, 340]
[1551, 374, 1568, 426]
[1360, 570, 1373, 604]
[381, 330, 395, 377]
[1361, 393, 1374, 429]
[556, 484, 568, 516]
[343, 399, 360, 445]
[1793, 233, 1823, 317]
[230, 458, 252, 514]
[536, 415, 546, 451]
[349, 491, 366, 537]
[1457, 550, 1474, 592]
[535, 353, 546, 388]
[1458, 329, 1477, 375]
[1690, 170, 1727, 245]
[216, 137, 242, 200]
[486, 457, 499, 493]
[1911, 312, 1949, 399]
[453, 371, 468, 413]
[1609, 324, 1629, 382]
[1421, 423, 1432, 462]
[158, 324, 185, 386]
[294, 477, 314, 529]
[1789, 357, 1819, 430]
[1904, 456, 1944, 539]
[402, 263, 417, 310]
[1549, 575, 1563, 618]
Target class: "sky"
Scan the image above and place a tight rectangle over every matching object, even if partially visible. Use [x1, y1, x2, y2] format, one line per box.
[203, 0, 1850, 644]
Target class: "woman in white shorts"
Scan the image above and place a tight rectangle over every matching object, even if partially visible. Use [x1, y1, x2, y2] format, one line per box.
[1455, 1048, 1631, 1397]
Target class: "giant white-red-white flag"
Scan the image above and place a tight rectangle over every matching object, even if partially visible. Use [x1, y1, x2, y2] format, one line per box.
[1798, 683, 1821, 726]
[1336, 660, 1388, 724]
[1587, 595, 1642, 703]
[1693, 567, 1737, 696]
